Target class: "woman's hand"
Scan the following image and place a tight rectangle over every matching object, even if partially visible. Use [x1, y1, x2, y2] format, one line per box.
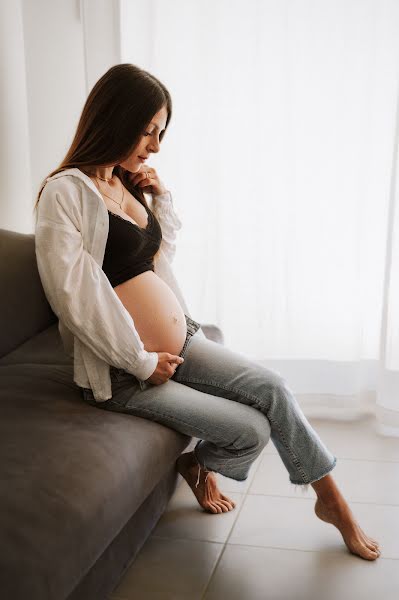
[128, 165, 168, 197]
[145, 353, 184, 385]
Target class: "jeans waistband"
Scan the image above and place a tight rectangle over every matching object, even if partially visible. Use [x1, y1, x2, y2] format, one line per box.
[184, 314, 202, 337]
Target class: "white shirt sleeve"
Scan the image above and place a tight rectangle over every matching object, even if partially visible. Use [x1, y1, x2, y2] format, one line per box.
[151, 190, 182, 264]
[34, 179, 159, 381]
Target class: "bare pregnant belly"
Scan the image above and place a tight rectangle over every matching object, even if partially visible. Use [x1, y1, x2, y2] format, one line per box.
[114, 270, 188, 356]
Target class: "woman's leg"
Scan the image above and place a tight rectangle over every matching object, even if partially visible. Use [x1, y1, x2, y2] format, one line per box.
[170, 333, 381, 560]
[172, 334, 336, 490]
[81, 362, 271, 515]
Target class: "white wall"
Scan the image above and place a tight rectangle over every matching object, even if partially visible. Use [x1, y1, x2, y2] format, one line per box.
[0, 1, 32, 233]
[0, 0, 121, 234]
[22, 0, 86, 230]
[120, 0, 152, 67]
[82, 0, 122, 90]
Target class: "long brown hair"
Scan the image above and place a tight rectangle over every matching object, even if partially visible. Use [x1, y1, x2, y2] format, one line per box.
[33, 63, 172, 257]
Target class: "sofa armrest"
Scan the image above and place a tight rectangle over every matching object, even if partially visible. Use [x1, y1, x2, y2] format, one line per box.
[200, 323, 224, 345]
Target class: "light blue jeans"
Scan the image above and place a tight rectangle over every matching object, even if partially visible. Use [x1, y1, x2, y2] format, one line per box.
[81, 315, 337, 491]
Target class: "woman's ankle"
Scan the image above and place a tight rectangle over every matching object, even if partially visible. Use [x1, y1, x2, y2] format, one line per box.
[311, 474, 344, 506]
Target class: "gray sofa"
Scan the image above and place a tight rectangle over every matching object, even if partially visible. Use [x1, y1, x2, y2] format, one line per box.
[0, 228, 224, 600]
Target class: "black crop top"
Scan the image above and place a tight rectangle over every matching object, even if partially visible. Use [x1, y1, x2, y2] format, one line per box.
[102, 200, 162, 288]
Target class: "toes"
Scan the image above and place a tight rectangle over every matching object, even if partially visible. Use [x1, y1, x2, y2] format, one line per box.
[369, 541, 380, 551]
[361, 533, 380, 552]
[205, 499, 234, 513]
[360, 533, 378, 551]
[358, 533, 381, 556]
[218, 499, 234, 511]
[360, 543, 380, 560]
[221, 494, 236, 508]
[358, 527, 379, 547]
[207, 502, 222, 514]
[365, 541, 378, 553]
[350, 546, 378, 561]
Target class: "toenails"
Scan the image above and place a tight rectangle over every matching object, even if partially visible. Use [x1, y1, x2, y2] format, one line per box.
[219, 500, 234, 511]
[221, 494, 236, 508]
[205, 502, 218, 514]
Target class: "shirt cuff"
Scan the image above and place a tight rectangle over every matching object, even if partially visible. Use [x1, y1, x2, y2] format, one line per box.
[152, 190, 172, 204]
[128, 350, 159, 381]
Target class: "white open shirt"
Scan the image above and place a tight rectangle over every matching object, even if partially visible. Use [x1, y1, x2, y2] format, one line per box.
[34, 168, 205, 402]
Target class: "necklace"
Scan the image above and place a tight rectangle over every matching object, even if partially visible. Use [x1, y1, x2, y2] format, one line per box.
[96, 174, 113, 183]
[93, 176, 124, 208]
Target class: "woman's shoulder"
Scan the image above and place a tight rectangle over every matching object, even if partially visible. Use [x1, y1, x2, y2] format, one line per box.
[44, 168, 85, 189]
[43, 167, 104, 202]
[38, 173, 86, 224]
[41, 173, 81, 202]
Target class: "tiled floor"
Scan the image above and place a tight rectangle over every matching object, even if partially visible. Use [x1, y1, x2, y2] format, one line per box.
[109, 414, 399, 600]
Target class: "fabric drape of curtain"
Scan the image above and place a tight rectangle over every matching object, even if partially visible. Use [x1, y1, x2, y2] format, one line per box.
[120, 0, 399, 435]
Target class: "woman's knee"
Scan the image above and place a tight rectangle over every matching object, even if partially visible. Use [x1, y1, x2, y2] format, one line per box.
[259, 368, 295, 406]
[256, 418, 272, 449]
[236, 414, 271, 451]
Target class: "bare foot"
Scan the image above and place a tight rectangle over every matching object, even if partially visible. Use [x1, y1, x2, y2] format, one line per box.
[314, 497, 381, 560]
[176, 451, 236, 514]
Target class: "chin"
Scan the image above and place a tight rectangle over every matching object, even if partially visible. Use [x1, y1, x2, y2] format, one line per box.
[121, 162, 141, 174]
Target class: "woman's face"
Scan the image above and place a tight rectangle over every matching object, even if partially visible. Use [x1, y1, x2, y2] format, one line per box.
[119, 105, 168, 173]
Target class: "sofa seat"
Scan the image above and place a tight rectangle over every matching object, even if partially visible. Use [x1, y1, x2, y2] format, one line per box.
[0, 324, 191, 599]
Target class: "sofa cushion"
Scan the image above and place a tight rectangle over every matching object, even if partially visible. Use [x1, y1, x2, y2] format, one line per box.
[0, 359, 189, 599]
[0, 323, 70, 367]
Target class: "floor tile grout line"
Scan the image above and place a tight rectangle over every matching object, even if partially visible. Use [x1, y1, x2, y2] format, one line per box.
[244, 492, 399, 507]
[213, 540, 398, 561]
[148, 535, 398, 562]
[201, 542, 230, 600]
[199, 516, 243, 600]
[198, 454, 266, 599]
[151, 534, 225, 545]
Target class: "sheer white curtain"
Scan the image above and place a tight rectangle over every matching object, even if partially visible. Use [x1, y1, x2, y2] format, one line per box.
[120, 0, 399, 434]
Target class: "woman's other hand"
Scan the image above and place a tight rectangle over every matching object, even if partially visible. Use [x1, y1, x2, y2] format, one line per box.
[128, 165, 167, 197]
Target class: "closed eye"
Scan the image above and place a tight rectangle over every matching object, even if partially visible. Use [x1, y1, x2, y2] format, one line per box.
[144, 129, 165, 138]
[143, 132, 165, 144]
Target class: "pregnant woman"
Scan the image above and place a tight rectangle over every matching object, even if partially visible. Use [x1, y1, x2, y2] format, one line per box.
[34, 64, 380, 561]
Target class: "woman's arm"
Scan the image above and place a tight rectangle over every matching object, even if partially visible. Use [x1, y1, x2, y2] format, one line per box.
[35, 179, 159, 380]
